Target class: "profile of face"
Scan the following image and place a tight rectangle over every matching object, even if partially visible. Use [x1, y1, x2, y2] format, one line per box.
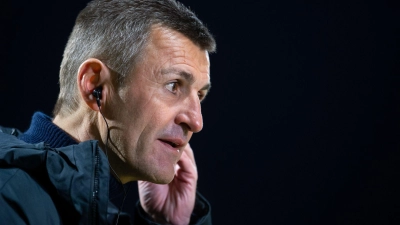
[109, 26, 211, 184]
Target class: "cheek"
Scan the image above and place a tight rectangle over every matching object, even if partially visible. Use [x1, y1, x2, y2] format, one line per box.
[116, 99, 161, 151]
[127, 91, 173, 130]
[116, 83, 180, 147]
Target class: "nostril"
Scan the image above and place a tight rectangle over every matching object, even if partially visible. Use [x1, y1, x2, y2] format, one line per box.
[179, 124, 190, 135]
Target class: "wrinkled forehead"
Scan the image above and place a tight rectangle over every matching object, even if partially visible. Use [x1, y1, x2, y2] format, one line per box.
[144, 26, 210, 74]
[116, 26, 212, 94]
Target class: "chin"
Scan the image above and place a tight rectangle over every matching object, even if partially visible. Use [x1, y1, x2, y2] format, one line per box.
[146, 169, 175, 184]
[136, 155, 178, 184]
[151, 178, 174, 184]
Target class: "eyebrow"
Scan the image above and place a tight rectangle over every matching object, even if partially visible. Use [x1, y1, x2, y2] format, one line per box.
[201, 83, 211, 92]
[161, 68, 212, 93]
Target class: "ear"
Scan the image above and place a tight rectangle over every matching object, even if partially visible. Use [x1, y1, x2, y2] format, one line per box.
[77, 58, 111, 111]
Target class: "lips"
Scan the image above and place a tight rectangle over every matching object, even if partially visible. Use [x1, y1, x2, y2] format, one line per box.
[163, 140, 179, 148]
[158, 138, 185, 149]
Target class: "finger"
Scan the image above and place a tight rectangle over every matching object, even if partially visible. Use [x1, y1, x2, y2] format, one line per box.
[176, 145, 198, 180]
[179, 144, 197, 171]
[182, 143, 196, 166]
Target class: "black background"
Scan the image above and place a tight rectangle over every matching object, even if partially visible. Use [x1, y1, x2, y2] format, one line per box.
[1, 1, 400, 224]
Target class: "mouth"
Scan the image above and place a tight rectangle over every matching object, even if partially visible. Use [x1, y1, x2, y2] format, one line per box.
[163, 140, 179, 148]
[158, 138, 185, 150]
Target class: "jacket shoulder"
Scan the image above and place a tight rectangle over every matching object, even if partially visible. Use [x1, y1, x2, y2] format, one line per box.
[0, 167, 61, 224]
[0, 126, 22, 137]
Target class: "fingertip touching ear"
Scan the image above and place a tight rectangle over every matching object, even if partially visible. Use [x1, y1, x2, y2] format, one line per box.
[77, 58, 111, 111]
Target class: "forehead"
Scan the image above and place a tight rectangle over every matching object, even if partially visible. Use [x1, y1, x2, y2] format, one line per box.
[142, 26, 210, 76]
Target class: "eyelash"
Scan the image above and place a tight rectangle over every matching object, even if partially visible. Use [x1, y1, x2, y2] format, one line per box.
[198, 92, 205, 101]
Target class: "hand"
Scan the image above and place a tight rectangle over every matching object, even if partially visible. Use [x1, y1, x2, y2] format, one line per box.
[138, 144, 198, 225]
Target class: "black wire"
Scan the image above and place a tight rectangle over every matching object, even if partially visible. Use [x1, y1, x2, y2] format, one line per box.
[98, 105, 129, 225]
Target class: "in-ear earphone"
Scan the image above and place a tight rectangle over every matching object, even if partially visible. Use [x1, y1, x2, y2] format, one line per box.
[93, 86, 103, 108]
[91, 85, 129, 225]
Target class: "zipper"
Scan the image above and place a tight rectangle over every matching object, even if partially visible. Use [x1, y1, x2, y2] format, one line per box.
[91, 145, 100, 225]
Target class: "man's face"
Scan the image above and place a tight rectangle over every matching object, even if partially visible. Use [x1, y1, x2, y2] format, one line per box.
[110, 26, 210, 183]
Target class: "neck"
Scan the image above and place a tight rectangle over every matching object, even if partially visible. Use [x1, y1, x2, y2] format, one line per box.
[53, 108, 138, 184]
[53, 109, 100, 144]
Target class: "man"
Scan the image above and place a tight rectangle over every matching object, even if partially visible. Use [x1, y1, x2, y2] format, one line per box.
[0, 0, 216, 224]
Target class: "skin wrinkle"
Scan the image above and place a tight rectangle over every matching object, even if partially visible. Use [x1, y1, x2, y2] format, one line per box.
[111, 66, 161, 174]
[108, 126, 126, 162]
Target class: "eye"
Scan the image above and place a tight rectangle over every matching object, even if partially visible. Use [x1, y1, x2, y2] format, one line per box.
[166, 82, 178, 94]
[198, 91, 207, 102]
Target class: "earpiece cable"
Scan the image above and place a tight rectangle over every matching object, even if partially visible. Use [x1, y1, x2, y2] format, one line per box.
[98, 104, 130, 225]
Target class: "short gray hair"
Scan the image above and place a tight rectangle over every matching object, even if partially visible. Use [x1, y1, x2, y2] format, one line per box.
[54, 0, 216, 117]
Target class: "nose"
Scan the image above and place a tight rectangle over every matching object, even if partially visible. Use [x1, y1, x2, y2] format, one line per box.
[175, 94, 203, 133]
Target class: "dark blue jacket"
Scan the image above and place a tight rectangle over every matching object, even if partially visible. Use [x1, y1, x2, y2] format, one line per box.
[0, 127, 123, 224]
[0, 127, 211, 224]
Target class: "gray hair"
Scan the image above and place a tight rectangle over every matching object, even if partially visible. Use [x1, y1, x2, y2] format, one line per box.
[54, 0, 216, 117]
